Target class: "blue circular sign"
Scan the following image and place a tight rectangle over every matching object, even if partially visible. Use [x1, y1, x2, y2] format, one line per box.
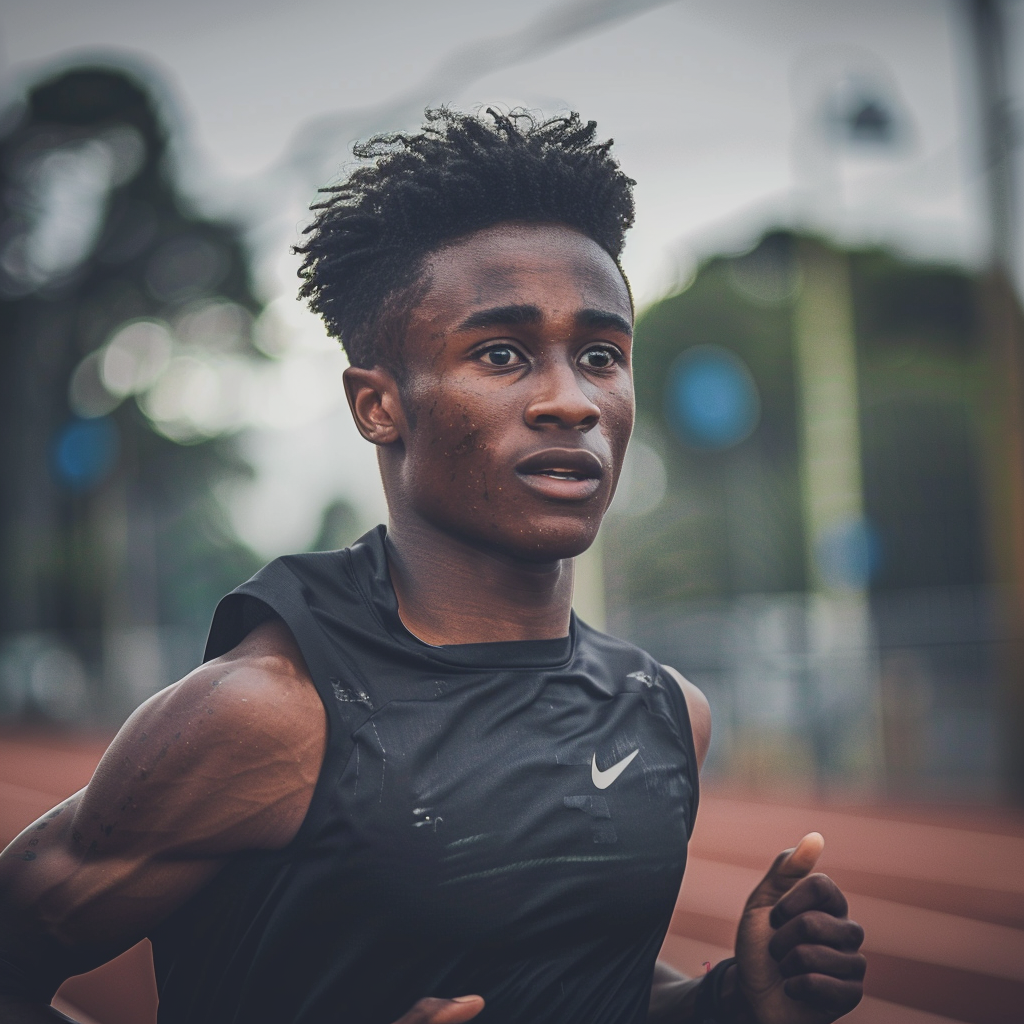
[52, 417, 119, 490]
[665, 345, 760, 449]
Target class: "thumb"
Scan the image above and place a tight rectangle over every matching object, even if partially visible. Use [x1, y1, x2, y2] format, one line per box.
[391, 996, 485, 1024]
[744, 832, 825, 911]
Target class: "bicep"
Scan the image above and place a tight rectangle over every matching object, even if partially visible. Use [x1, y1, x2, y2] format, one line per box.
[0, 681, 234, 971]
[0, 643, 324, 972]
[661, 665, 711, 772]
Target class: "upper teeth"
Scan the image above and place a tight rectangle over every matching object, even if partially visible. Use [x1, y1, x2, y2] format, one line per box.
[543, 469, 581, 479]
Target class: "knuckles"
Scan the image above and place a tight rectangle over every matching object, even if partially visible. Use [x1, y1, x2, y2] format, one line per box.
[778, 945, 826, 977]
[768, 910, 865, 961]
[803, 873, 844, 907]
[782, 974, 865, 1014]
[778, 945, 868, 981]
[771, 873, 848, 927]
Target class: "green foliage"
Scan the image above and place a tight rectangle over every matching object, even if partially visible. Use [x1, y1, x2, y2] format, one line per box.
[607, 234, 806, 606]
[606, 230, 991, 614]
[0, 66, 264, 706]
[850, 250, 988, 590]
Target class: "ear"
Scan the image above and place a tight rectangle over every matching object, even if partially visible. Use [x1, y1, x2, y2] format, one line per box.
[343, 365, 405, 445]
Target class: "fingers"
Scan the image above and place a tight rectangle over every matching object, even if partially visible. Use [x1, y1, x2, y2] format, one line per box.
[745, 832, 825, 910]
[770, 872, 849, 928]
[745, 832, 866, 1017]
[784, 832, 825, 877]
[778, 944, 867, 982]
[782, 973, 864, 1015]
[391, 996, 485, 1024]
[768, 909, 865, 962]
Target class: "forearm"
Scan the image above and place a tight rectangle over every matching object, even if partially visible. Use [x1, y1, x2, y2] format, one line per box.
[647, 960, 754, 1024]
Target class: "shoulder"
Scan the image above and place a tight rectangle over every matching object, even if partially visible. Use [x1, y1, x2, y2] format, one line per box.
[88, 617, 327, 856]
[660, 665, 711, 771]
[205, 548, 352, 661]
[0, 620, 327, 959]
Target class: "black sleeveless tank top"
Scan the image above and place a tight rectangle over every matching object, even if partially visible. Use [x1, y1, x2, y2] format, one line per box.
[150, 527, 699, 1024]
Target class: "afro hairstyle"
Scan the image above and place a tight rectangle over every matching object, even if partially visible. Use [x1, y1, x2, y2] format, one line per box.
[295, 107, 635, 373]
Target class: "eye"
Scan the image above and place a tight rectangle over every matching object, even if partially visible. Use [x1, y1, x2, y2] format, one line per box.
[479, 344, 524, 367]
[579, 345, 620, 370]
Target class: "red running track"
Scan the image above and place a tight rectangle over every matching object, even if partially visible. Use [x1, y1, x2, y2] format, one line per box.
[1, 731, 1022, 1024]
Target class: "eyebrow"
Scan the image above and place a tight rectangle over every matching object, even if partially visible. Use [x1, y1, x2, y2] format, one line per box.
[576, 308, 633, 336]
[455, 304, 632, 336]
[455, 304, 543, 332]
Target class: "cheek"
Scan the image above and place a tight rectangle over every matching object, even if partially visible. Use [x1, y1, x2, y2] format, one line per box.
[601, 388, 635, 451]
[411, 393, 510, 494]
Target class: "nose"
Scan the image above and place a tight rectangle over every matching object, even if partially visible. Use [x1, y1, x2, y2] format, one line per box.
[524, 362, 601, 432]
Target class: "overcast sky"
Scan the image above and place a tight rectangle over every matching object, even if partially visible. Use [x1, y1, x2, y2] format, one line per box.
[2, 0, 1021, 554]
[3, 0, 1017, 298]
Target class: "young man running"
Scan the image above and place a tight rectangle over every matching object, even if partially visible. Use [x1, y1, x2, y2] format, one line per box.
[0, 110, 865, 1024]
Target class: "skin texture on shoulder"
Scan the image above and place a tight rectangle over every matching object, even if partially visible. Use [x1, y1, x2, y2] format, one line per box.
[662, 665, 711, 770]
[0, 619, 324, 1007]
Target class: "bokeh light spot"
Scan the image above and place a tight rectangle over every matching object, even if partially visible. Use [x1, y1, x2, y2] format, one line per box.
[101, 319, 173, 395]
[68, 351, 121, 418]
[52, 417, 119, 490]
[665, 345, 760, 449]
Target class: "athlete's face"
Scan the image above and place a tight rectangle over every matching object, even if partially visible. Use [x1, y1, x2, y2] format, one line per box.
[348, 222, 635, 561]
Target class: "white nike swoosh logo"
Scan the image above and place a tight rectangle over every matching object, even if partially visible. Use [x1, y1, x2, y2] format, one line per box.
[591, 749, 639, 789]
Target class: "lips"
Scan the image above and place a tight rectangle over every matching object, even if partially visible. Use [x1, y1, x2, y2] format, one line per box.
[515, 447, 605, 501]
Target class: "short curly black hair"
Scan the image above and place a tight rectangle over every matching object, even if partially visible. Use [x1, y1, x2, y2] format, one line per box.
[295, 108, 635, 372]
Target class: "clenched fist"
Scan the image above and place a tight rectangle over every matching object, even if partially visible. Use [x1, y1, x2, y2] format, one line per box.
[736, 833, 866, 1024]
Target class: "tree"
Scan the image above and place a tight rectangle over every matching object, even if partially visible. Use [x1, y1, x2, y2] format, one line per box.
[0, 66, 264, 723]
[609, 231, 997, 793]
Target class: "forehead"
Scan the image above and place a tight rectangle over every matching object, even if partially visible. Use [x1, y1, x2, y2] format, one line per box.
[411, 222, 633, 330]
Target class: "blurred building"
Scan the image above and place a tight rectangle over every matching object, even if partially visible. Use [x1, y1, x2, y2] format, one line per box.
[0, 66, 266, 727]
[605, 230, 1017, 802]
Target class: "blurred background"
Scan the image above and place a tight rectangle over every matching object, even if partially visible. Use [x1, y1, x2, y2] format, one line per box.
[0, 1, 1023, 1022]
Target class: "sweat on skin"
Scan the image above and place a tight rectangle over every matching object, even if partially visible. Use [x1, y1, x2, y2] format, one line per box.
[0, 221, 865, 1024]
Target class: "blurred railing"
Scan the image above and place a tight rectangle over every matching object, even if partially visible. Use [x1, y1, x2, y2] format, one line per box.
[612, 585, 1002, 799]
[0, 625, 207, 728]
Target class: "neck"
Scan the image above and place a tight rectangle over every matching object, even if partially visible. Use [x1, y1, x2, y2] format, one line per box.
[385, 515, 575, 646]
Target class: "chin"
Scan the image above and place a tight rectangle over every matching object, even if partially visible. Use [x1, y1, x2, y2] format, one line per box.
[418, 495, 608, 564]
[488, 515, 603, 563]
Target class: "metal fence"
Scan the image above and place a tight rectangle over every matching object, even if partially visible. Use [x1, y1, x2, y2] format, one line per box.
[611, 585, 1003, 798]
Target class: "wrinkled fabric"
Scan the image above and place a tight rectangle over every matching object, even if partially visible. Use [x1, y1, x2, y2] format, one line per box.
[151, 527, 698, 1024]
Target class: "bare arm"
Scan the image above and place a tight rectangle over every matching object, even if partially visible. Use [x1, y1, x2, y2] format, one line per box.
[648, 667, 864, 1024]
[648, 666, 746, 1023]
[648, 959, 752, 1024]
[0, 620, 326, 1021]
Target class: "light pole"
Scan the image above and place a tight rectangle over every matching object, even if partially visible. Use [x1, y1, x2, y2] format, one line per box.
[789, 64, 908, 788]
[970, 0, 1024, 802]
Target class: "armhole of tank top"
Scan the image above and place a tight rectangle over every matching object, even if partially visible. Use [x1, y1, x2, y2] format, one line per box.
[657, 663, 701, 839]
[205, 560, 367, 854]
